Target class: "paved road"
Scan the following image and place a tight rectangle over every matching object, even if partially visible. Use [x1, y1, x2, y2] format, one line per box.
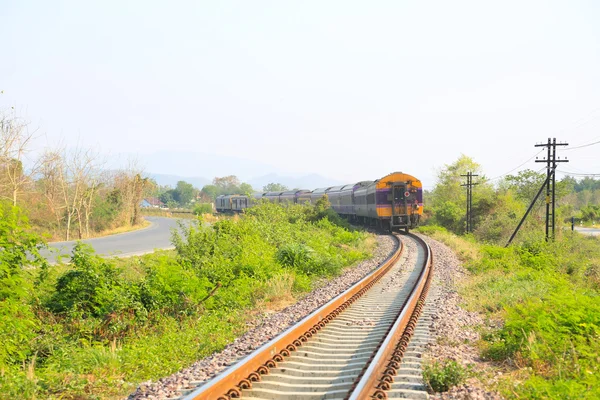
[42, 217, 191, 263]
[574, 227, 600, 236]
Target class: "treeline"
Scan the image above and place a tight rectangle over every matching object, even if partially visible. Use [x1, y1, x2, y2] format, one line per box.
[426, 155, 600, 242]
[1, 110, 153, 240]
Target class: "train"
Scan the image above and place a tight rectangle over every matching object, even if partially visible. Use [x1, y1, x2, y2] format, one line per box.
[215, 171, 423, 232]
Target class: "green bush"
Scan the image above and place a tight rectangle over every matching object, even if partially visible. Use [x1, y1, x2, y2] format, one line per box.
[140, 253, 212, 314]
[46, 243, 142, 318]
[193, 203, 213, 215]
[423, 360, 469, 392]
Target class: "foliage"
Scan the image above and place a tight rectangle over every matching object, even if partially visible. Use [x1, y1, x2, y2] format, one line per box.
[193, 202, 213, 215]
[200, 176, 254, 200]
[0, 201, 47, 301]
[0, 200, 374, 398]
[263, 182, 289, 192]
[428, 155, 495, 234]
[423, 360, 470, 392]
[0, 202, 47, 370]
[159, 180, 197, 207]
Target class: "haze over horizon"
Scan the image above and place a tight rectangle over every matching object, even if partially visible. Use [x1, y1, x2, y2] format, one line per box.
[2, 0, 600, 189]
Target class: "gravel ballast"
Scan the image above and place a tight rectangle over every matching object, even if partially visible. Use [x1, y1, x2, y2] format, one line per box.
[128, 234, 396, 400]
[417, 234, 503, 400]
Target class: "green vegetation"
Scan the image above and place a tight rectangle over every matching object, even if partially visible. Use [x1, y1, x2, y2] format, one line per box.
[192, 202, 213, 215]
[0, 199, 373, 399]
[263, 182, 289, 192]
[419, 155, 600, 398]
[199, 175, 254, 201]
[421, 227, 600, 399]
[423, 360, 470, 393]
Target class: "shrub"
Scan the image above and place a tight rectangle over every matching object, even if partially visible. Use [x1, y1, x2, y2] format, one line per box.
[193, 203, 213, 215]
[423, 360, 470, 392]
[140, 254, 212, 314]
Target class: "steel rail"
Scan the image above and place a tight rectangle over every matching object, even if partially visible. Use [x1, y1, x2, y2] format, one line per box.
[183, 235, 403, 400]
[348, 234, 433, 399]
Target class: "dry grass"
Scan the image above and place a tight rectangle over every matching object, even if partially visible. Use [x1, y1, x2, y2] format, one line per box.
[426, 230, 481, 263]
[256, 272, 297, 312]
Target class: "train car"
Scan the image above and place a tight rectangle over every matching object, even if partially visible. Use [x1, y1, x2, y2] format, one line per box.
[296, 190, 312, 204]
[215, 195, 233, 212]
[310, 186, 332, 204]
[354, 172, 423, 232]
[264, 191, 284, 203]
[326, 185, 345, 213]
[231, 195, 250, 212]
[339, 181, 371, 216]
[279, 190, 312, 204]
[252, 192, 265, 204]
[216, 195, 250, 212]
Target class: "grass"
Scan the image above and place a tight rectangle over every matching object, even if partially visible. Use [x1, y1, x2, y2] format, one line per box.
[1, 201, 376, 399]
[417, 225, 600, 399]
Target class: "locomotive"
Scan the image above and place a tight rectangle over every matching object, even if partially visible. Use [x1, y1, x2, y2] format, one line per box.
[215, 171, 423, 232]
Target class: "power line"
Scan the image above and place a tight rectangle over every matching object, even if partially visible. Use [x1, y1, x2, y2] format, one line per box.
[557, 170, 600, 177]
[487, 149, 545, 182]
[556, 107, 600, 138]
[563, 139, 600, 151]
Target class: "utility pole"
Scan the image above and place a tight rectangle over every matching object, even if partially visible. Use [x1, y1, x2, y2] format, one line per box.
[461, 171, 478, 233]
[535, 138, 568, 241]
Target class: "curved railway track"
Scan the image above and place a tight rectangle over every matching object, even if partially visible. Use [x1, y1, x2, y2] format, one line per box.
[180, 233, 433, 400]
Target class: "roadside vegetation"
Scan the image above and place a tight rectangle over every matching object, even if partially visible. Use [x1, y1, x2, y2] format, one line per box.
[419, 155, 600, 399]
[0, 198, 374, 399]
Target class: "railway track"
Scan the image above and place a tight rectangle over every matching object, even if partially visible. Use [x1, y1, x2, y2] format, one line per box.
[180, 233, 432, 400]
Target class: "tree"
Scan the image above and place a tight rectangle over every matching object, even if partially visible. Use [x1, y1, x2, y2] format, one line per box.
[263, 183, 288, 192]
[201, 184, 219, 200]
[429, 155, 487, 233]
[0, 110, 37, 206]
[159, 190, 176, 205]
[175, 181, 195, 205]
[500, 169, 546, 202]
[239, 182, 254, 195]
[213, 175, 240, 189]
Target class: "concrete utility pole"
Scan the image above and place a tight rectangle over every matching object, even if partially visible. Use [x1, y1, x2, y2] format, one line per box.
[461, 171, 478, 233]
[535, 138, 569, 241]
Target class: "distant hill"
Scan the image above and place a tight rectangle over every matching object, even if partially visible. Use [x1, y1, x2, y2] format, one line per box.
[142, 151, 277, 181]
[138, 151, 345, 190]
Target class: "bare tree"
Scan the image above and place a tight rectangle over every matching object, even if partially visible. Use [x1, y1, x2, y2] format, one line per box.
[113, 158, 150, 227]
[0, 110, 38, 206]
[38, 149, 66, 233]
[43, 145, 103, 240]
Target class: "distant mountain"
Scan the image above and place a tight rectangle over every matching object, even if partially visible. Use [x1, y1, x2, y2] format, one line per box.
[142, 151, 278, 181]
[136, 151, 346, 190]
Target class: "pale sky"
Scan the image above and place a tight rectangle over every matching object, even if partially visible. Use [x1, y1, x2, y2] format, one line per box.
[2, 0, 600, 188]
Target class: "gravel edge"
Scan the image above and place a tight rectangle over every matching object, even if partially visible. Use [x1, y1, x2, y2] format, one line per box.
[416, 233, 504, 400]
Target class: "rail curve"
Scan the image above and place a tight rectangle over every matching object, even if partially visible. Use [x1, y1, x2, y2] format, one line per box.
[181, 233, 432, 400]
